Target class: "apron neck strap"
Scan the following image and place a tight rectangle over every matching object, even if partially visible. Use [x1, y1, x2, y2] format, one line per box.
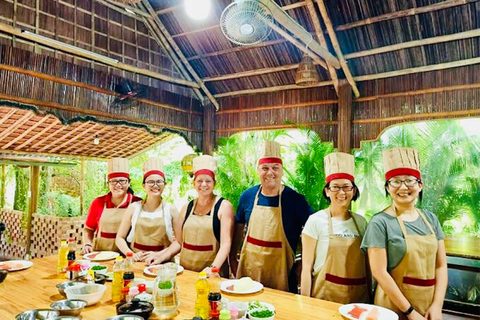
[255, 185, 283, 207]
[417, 209, 435, 235]
[395, 208, 434, 237]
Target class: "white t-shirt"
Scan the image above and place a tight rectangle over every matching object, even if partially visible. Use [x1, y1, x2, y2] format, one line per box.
[302, 210, 367, 275]
[126, 201, 174, 243]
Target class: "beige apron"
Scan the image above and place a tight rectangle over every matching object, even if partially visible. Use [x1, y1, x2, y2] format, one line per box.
[375, 209, 437, 319]
[237, 187, 294, 291]
[93, 195, 132, 252]
[132, 202, 171, 253]
[180, 197, 225, 274]
[312, 209, 369, 303]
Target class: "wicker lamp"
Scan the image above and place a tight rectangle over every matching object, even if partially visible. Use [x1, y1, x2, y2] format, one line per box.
[295, 54, 319, 86]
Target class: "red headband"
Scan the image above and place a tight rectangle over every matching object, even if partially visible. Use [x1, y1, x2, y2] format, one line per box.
[143, 170, 165, 180]
[326, 173, 355, 183]
[108, 172, 130, 180]
[194, 169, 215, 180]
[258, 157, 283, 165]
[385, 168, 421, 181]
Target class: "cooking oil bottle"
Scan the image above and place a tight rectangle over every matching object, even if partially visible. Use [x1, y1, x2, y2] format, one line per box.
[57, 240, 68, 274]
[112, 256, 124, 303]
[194, 272, 210, 319]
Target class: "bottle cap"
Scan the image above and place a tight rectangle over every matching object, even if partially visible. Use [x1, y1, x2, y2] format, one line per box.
[61, 240, 66, 245]
[126, 252, 133, 257]
[68, 238, 74, 242]
[122, 287, 130, 293]
[115, 256, 123, 261]
[211, 267, 219, 273]
[138, 283, 146, 292]
[198, 272, 207, 279]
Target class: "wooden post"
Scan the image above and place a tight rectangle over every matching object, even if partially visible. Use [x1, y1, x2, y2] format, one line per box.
[80, 158, 85, 216]
[202, 102, 216, 155]
[337, 80, 353, 153]
[1, 164, 5, 208]
[25, 165, 40, 258]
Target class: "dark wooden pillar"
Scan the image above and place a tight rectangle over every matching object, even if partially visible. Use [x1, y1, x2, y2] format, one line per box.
[25, 165, 40, 258]
[80, 158, 85, 216]
[202, 102, 216, 155]
[337, 80, 353, 153]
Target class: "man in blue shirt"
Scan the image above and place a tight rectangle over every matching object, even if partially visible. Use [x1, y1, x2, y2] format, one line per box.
[230, 141, 314, 293]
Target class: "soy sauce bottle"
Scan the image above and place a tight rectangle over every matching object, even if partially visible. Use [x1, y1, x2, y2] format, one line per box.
[208, 268, 222, 320]
[67, 238, 76, 267]
[123, 252, 135, 288]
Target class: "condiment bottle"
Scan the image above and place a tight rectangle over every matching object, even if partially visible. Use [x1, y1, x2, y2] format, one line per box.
[121, 287, 130, 303]
[112, 256, 124, 303]
[229, 306, 238, 320]
[67, 263, 81, 280]
[123, 252, 135, 288]
[57, 240, 68, 274]
[127, 286, 139, 302]
[208, 268, 222, 320]
[219, 302, 231, 320]
[67, 238, 76, 267]
[194, 271, 210, 319]
[136, 283, 152, 302]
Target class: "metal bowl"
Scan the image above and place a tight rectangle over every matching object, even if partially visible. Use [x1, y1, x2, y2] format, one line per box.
[74, 273, 107, 284]
[0, 269, 8, 283]
[50, 299, 87, 316]
[105, 315, 145, 320]
[56, 281, 83, 297]
[15, 309, 60, 320]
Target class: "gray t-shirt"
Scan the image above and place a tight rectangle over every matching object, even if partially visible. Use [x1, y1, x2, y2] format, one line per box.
[361, 210, 444, 271]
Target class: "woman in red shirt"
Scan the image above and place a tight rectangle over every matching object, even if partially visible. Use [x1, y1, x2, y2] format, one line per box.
[82, 158, 142, 253]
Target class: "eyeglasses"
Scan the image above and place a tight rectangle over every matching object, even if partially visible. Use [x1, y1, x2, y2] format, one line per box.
[388, 178, 421, 188]
[108, 179, 129, 186]
[145, 180, 165, 187]
[328, 185, 354, 192]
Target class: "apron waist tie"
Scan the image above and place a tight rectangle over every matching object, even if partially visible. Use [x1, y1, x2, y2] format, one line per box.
[247, 236, 283, 248]
[325, 273, 367, 285]
[403, 277, 436, 287]
[100, 232, 117, 239]
[183, 242, 214, 251]
[133, 243, 165, 251]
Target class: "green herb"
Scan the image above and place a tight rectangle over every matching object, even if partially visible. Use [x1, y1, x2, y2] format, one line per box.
[91, 265, 107, 270]
[250, 310, 274, 318]
[248, 301, 262, 310]
[158, 281, 173, 289]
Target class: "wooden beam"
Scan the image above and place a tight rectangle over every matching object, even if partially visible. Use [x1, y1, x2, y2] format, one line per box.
[94, 0, 144, 20]
[155, 4, 182, 15]
[48, 123, 99, 153]
[216, 99, 338, 115]
[63, 125, 111, 153]
[0, 112, 33, 141]
[305, 0, 339, 93]
[25, 165, 40, 258]
[353, 108, 480, 124]
[203, 64, 302, 82]
[0, 22, 200, 88]
[39, 121, 92, 152]
[354, 57, 480, 82]
[29, 126, 67, 150]
[2, 115, 51, 150]
[139, 0, 220, 110]
[336, 0, 478, 32]
[316, 0, 360, 97]
[80, 158, 85, 216]
[344, 28, 480, 60]
[0, 164, 5, 208]
[0, 109, 17, 126]
[102, 0, 151, 18]
[202, 103, 215, 155]
[173, 25, 221, 39]
[88, 129, 145, 157]
[214, 81, 333, 98]
[0, 93, 200, 133]
[216, 120, 339, 133]
[337, 80, 352, 152]
[14, 117, 60, 150]
[268, 23, 328, 70]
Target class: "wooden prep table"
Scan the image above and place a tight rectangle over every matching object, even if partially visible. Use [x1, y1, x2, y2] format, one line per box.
[0, 255, 343, 320]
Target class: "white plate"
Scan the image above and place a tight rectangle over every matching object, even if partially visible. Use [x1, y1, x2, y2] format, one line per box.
[83, 251, 119, 261]
[221, 279, 264, 294]
[143, 264, 184, 277]
[0, 260, 33, 272]
[339, 303, 398, 320]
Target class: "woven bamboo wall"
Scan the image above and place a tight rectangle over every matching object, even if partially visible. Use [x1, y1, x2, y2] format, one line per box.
[0, 209, 84, 260]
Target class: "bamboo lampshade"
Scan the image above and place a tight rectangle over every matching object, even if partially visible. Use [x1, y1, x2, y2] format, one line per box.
[295, 55, 319, 86]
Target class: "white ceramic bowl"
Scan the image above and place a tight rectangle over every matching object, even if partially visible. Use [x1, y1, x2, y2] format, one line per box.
[248, 309, 275, 320]
[65, 284, 106, 306]
[90, 265, 108, 275]
[228, 301, 248, 318]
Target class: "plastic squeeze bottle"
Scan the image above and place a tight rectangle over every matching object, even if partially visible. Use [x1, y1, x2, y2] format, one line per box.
[194, 271, 210, 319]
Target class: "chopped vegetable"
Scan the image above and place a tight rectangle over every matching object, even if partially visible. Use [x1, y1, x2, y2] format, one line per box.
[248, 301, 263, 310]
[158, 280, 173, 289]
[250, 310, 274, 318]
[91, 265, 107, 270]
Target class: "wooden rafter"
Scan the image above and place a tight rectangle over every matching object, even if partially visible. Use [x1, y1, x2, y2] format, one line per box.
[39, 121, 92, 152]
[89, 129, 144, 157]
[0, 112, 34, 141]
[214, 81, 333, 98]
[138, 0, 220, 110]
[1, 115, 52, 150]
[204, 64, 301, 82]
[63, 125, 110, 153]
[0, 109, 16, 126]
[316, 0, 359, 97]
[216, 99, 338, 115]
[336, 0, 479, 32]
[14, 118, 60, 150]
[29, 126, 67, 150]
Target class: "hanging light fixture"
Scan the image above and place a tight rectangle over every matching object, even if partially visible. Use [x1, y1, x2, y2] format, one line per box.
[295, 36, 319, 86]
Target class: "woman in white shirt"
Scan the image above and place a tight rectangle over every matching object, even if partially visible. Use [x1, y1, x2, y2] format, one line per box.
[301, 152, 369, 303]
[116, 158, 180, 262]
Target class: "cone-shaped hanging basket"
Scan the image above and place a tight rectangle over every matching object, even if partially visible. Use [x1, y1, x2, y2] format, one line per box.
[295, 55, 319, 86]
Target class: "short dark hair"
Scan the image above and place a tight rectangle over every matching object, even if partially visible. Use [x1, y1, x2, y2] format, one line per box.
[384, 180, 423, 202]
[322, 181, 360, 203]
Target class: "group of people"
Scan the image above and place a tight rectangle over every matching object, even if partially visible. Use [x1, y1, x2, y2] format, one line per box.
[81, 141, 447, 320]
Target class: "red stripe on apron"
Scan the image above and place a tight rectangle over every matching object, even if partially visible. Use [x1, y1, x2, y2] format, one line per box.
[100, 232, 117, 239]
[325, 273, 367, 286]
[403, 277, 436, 287]
[133, 243, 165, 251]
[183, 242, 214, 252]
[247, 235, 283, 248]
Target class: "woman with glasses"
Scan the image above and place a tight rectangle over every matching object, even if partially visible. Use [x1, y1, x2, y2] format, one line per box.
[82, 158, 142, 253]
[161, 155, 234, 275]
[301, 152, 369, 303]
[116, 158, 180, 262]
[361, 148, 447, 320]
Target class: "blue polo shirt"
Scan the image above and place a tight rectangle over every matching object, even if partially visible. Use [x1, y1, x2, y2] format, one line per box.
[235, 185, 314, 251]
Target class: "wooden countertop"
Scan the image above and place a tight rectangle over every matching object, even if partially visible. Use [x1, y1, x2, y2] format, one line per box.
[0, 255, 343, 320]
[445, 237, 480, 259]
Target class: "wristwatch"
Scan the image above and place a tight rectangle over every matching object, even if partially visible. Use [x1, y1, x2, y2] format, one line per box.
[402, 305, 414, 316]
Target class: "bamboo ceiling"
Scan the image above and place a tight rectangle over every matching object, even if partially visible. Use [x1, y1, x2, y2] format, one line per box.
[0, 106, 172, 159]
